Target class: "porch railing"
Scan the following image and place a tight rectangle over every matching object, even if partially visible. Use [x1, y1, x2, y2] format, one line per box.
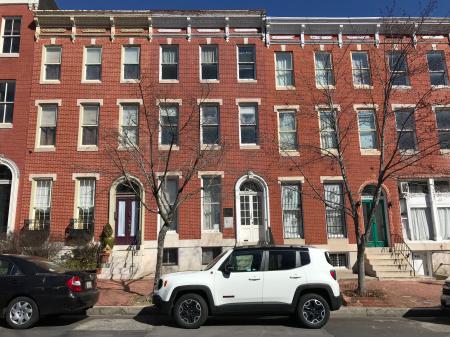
[390, 233, 416, 277]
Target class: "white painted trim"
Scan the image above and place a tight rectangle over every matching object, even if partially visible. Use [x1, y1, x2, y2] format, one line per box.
[315, 104, 341, 111]
[431, 104, 450, 111]
[77, 103, 100, 152]
[159, 44, 179, 82]
[0, 123, 13, 129]
[0, 157, 20, 233]
[156, 171, 182, 178]
[200, 175, 222, 233]
[121, 45, 141, 83]
[235, 98, 261, 105]
[156, 99, 182, 106]
[116, 99, 143, 105]
[276, 109, 299, 153]
[353, 104, 378, 110]
[34, 103, 58, 151]
[77, 99, 103, 106]
[28, 173, 56, 181]
[236, 44, 256, 81]
[278, 176, 305, 183]
[72, 173, 100, 180]
[197, 171, 225, 178]
[35, 99, 62, 106]
[391, 104, 417, 110]
[320, 176, 343, 182]
[197, 98, 223, 105]
[81, 45, 102, 83]
[40, 45, 62, 84]
[274, 105, 299, 112]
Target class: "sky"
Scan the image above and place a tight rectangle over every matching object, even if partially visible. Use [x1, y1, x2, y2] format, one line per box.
[56, 0, 450, 17]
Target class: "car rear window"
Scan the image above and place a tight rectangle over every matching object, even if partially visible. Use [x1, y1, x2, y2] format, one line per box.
[268, 250, 296, 271]
[25, 258, 67, 273]
[300, 251, 311, 266]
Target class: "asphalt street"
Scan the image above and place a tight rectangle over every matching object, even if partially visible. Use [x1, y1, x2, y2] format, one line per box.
[1, 315, 450, 337]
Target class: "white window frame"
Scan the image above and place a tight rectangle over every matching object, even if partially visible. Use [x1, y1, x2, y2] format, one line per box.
[77, 100, 103, 151]
[237, 45, 256, 82]
[314, 52, 335, 89]
[160, 45, 179, 83]
[0, 80, 15, 128]
[238, 103, 259, 147]
[200, 103, 220, 149]
[356, 109, 379, 154]
[317, 108, 338, 154]
[158, 103, 180, 150]
[41, 45, 62, 84]
[351, 51, 372, 88]
[0, 17, 21, 57]
[73, 177, 96, 230]
[200, 45, 219, 82]
[281, 182, 304, 239]
[118, 103, 140, 148]
[274, 51, 295, 89]
[29, 178, 53, 230]
[158, 176, 179, 233]
[323, 182, 347, 239]
[394, 108, 417, 152]
[121, 45, 140, 83]
[82, 46, 102, 83]
[388, 51, 411, 88]
[433, 106, 450, 153]
[277, 109, 298, 153]
[201, 175, 222, 232]
[34, 101, 61, 151]
[427, 51, 450, 88]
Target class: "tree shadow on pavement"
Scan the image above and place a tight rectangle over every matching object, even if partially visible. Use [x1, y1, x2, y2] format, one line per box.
[403, 307, 450, 326]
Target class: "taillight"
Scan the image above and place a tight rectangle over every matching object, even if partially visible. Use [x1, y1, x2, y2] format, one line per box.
[67, 276, 82, 292]
[330, 270, 337, 280]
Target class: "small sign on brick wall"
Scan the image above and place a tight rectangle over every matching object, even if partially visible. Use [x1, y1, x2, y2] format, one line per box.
[223, 208, 234, 229]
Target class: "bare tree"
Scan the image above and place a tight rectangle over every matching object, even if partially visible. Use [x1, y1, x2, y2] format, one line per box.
[101, 75, 224, 291]
[282, 1, 449, 294]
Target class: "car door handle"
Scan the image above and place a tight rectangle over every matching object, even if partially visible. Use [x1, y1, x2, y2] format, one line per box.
[289, 275, 302, 279]
[248, 277, 261, 281]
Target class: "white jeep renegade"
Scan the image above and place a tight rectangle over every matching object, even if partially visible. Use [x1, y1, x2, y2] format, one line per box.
[153, 245, 342, 329]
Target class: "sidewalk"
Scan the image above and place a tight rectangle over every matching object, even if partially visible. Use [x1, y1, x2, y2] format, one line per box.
[96, 278, 444, 308]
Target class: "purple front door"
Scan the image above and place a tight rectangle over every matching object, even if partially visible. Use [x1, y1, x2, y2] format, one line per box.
[115, 197, 140, 245]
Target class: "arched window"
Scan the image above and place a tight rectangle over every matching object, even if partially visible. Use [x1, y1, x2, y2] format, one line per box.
[116, 181, 140, 195]
[0, 165, 12, 180]
[240, 180, 262, 192]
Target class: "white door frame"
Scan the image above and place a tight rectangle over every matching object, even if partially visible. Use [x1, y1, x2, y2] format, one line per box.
[235, 172, 270, 244]
[0, 157, 19, 234]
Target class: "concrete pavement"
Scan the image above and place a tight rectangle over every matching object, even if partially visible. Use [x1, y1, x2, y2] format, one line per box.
[2, 315, 450, 337]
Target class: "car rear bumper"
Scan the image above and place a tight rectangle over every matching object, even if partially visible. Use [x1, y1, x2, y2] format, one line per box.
[153, 294, 172, 315]
[330, 294, 343, 311]
[41, 290, 100, 315]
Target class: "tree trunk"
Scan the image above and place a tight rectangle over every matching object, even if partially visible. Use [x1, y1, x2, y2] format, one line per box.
[356, 242, 366, 296]
[153, 224, 170, 293]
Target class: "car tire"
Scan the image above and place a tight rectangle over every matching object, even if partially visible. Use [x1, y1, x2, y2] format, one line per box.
[296, 293, 330, 329]
[173, 293, 208, 329]
[5, 297, 40, 329]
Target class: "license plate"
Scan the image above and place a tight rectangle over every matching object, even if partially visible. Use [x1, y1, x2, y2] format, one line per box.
[85, 281, 92, 289]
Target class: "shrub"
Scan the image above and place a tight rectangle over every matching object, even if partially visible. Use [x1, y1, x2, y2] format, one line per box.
[60, 243, 101, 271]
[100, 223, 114, 251]
[0, 232, 62, 260]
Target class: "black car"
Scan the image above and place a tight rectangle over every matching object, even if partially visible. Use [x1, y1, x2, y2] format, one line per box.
[0, 254, 99, 329]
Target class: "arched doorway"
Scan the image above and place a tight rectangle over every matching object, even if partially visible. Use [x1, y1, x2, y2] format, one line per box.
[112, 180, 142, 246]
[235, 173, 270, 244]
[0, 165, 12, 234]
[361, 185, 390, 247]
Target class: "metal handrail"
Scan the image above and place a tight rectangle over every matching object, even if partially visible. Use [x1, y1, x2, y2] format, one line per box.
[390, 234, 415, 276]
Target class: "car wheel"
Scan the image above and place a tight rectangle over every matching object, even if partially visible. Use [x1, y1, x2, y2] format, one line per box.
[5, 297, 39, 329]
[297, 293, 330, 329]
[173, 293, 208, 329]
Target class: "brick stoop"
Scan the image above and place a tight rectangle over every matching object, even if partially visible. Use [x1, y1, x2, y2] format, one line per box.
[364, 247, 416, 279]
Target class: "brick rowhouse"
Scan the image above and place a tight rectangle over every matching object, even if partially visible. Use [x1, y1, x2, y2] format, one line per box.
[2, 5, 450, 278]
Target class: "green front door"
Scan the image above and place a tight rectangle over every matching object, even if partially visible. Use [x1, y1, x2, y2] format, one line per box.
[363, 200, 388, 247]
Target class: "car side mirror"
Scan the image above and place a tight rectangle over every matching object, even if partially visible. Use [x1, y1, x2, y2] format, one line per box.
[224, 264, 235, 274]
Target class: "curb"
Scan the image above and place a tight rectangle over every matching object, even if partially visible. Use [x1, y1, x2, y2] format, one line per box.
[88, 305, 447, 318]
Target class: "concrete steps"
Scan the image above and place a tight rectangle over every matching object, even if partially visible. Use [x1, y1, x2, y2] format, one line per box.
[98, 248, 143, 280]
[365, 247, 415, 279]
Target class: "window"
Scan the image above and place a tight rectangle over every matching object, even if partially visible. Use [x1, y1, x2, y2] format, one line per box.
[120, 104, 139, 147]
[315, 52, 334, 87]
[160, 178, 178, 231]
[0, 81, 15, 124]
[77, 178, 95, 230]
[159, 104, 179, 146]
[162, 248, 178, 265]
[81, 105, 99, 146]
[201, 45, 218, 80]
[435, 180, 450, 193]
[329, 253, 348, 268]
[275, 52, 294, 87]
[395, 109, 417, 151]
[427, 51, 449, 86]
[239, 104, 258, 145]
[123, 46, 140, 80]
[0, 259, 18, 276]
[388, 52, 410, 86]
[84, 47, 102, 81]
[268, 250, 296, 271]
[357, 110, 377, 150]
[39, 104, 57, 147]
[324, 183, 346, 238]
[200, 104, 219, 145]
[278, 110, 297, 151]
[282, 184, 303, 239]
[225, 250, 262, 272]
[319, 110, 337, 150]
[202, 247, 222, 265]
[1, 18, 20, 54]
[351, 52, 372, 87]
[161, 45, 178, 80]
[435, 108, 450, 150]
[33, 179, 52, 229]
[238, 45, 256, 80]
[43, 46, 61, 81]
[438, 207, 450, 240]
[202, 176, 221, 231]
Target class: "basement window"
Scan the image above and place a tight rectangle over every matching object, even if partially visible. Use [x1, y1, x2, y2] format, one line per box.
[162, 248, 178, 266]
[329, 253, 348, 268]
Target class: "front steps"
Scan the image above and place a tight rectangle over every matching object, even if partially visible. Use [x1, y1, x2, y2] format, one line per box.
[365, 247, 415, 279]
[98, 248, 147, 280]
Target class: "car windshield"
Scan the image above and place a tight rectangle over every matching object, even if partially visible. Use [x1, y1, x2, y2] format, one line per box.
[26, 258, 67, 273]
[204, 251, 228, 271]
